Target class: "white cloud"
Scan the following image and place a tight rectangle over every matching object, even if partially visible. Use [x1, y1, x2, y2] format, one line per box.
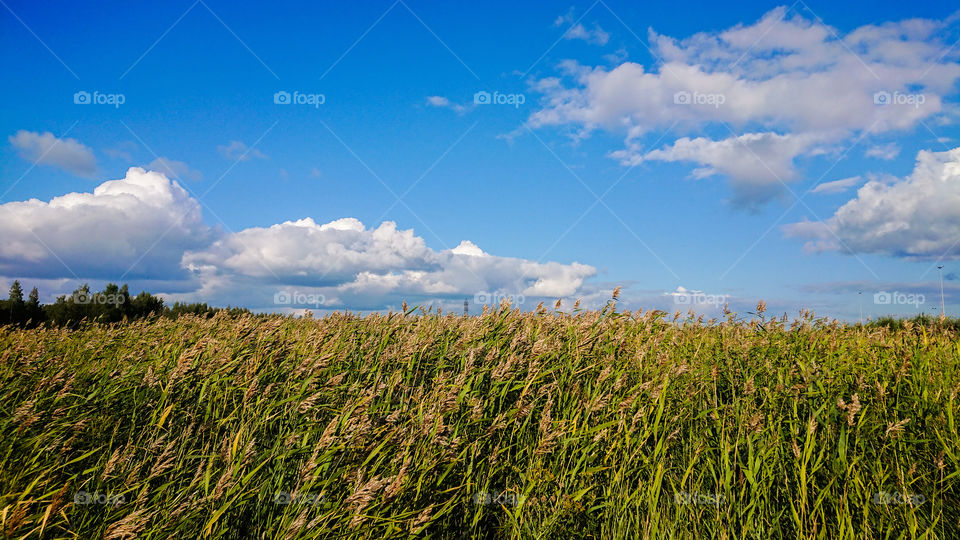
[183, 218, 596, 308]
[0, 167, 210, 279]
[811, 176, 862, 195]
[529, 7, 960, 204]
[620, 132, 821, 206]
[0, 168, 597, 309]
[9, 130, 97, 177]
[564, 23, 610, 46]
[785, 146, 960, 259]
[451, 240, 486, 256]
[554, 9, 609, 46]
[218, 140, 268, 161]
[865, 142, 901, 160]
[425, 95, 467, 114]
[147, 157, 203, 181]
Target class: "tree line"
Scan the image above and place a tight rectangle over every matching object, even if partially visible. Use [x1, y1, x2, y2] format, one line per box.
[0, 281, 251, 328]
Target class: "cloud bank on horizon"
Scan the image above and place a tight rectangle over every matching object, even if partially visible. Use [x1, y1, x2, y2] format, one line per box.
[0, 167, 597, 311]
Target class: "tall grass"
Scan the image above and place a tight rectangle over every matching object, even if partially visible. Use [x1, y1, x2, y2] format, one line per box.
[1, 299, 958, 538]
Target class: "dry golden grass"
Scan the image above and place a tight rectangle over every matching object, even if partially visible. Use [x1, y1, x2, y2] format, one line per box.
[0, 300, 958, 538]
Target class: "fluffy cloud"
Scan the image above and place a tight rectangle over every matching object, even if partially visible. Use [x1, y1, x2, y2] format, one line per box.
[529, 7, 960, 204]
[9, 130, 97, 177]
[183, 217, 596, 309]
[0, 168, 596, 310]
[618, 132, 821, 205]
[0, 167, 210, 279]
[785, 147, 960, 259]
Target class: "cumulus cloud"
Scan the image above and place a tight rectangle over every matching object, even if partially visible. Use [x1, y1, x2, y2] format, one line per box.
[218, 140, 268, 161]
[528, 7, 960, 204]
[183, 218, 596, 309]
[147, 157, 203, 181]
[9, 130, 97, 177]
[785, 146, 960, 259]
[618, 132, 822, 206]
[0, 167, 210, 279]
[811, 176, 862, 195]
[0, 168, 596, 310]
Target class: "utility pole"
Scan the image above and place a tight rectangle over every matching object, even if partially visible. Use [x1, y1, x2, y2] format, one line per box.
[464, 299, 468, 317]
[858, 290, 863, 325]
[938, 265, 946, 317]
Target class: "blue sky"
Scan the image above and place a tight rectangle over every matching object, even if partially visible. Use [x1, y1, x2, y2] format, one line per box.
[2, 0, 959, 320]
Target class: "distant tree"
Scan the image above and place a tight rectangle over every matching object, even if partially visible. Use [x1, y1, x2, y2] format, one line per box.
[24, 287, 44, 327]
[6, 281, 25, 325]
[8, 281, 24, 303]
[129, 291, 164, 319]
[28, 287, 39, 307]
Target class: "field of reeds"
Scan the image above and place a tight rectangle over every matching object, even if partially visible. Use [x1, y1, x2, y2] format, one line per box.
[1, 297, 959, 538]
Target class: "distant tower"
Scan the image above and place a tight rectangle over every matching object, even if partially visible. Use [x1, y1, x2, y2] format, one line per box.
[464, 299, 468, 316]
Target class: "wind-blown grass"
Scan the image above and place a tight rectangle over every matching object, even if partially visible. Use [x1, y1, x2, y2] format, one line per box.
[1, 300, 958, 538]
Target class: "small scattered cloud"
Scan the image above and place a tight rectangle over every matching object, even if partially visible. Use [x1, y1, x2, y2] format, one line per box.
[425, 95, 467, 114]
[865, 142, 901, 160]
[9, 130, 97, 177]
[217, 140, 268, 162]
[811, 176, 862, 195]
[554, 9, 610, 45]
[564, 23, 610, 45]
[309, 168, 322, 178]
[146, 157, 203, 182]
